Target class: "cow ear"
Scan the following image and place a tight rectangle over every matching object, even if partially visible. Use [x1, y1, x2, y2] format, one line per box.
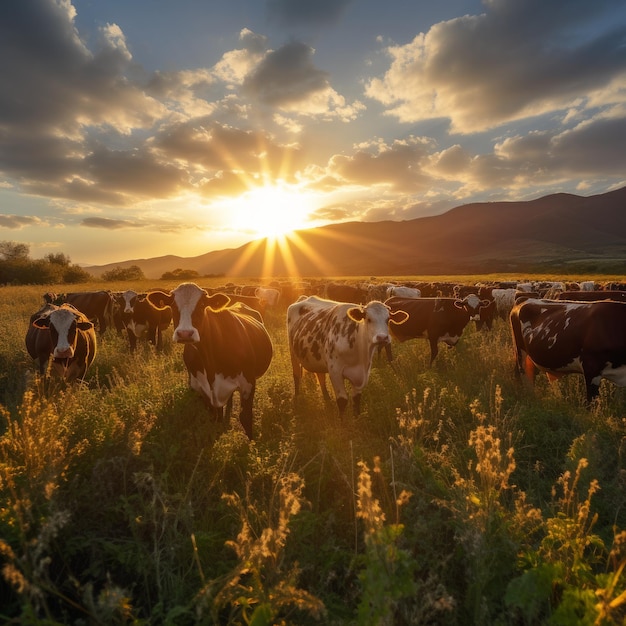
[206, 293, 230, 311]
[390, 309, 409, 325]
[77, 321, 94, 331]
[480, 299, 491, 308]
[146, 291, 173, 309]
[347, 306, 365, 322]
[453, 300, 465, 310]
[32, 316, 51, 329]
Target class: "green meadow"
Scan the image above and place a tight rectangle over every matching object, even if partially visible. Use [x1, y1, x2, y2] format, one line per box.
[1, 279, 626, 625]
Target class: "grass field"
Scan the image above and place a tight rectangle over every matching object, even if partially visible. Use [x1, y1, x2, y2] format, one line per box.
[1, 278, 626, 625]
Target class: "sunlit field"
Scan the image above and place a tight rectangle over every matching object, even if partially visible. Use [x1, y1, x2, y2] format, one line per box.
[2, 278, 626, 625]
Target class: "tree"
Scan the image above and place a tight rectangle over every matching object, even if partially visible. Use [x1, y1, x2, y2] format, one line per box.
[63, 265, 93, 283]
[44, 252, 71, 266]
[101, 265, 146, 281]
[0, 241, 30, 261]
[160, 268, 200, 280]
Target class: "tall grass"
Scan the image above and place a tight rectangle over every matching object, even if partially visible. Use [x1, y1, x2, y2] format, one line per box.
[1, 281, 626, 624]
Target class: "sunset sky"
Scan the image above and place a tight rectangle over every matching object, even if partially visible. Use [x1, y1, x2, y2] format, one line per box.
[1, 0, 626, 267]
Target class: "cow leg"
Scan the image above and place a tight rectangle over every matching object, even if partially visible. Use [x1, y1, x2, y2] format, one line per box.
[155, 327, 163, 352]
[239, 383, 255, 439]
[126, 328, 137, 353]
[315, 373, 333, 403]
[147, 325, 157, 349]
[524, 355, 536, 383]
[327, 369, 348, 416]
[583, 365, 602, 404]
[428, 338, 439, 364]
[352, 392, 362, 416]
[291, 357, 303, 396]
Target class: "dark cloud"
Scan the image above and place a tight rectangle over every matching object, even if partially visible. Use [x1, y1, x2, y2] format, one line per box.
[267, 0, 353, 27]
[242, 41, 330, 106]
[0, 0, 161, 133]
[0, 215, 43, 229]
[81, 217, 142, 230]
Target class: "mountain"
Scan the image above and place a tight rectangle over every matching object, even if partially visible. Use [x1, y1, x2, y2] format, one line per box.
[88, 186, 626, 278]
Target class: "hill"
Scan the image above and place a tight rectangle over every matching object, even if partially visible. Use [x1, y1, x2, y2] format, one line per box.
[88, 186, 626, 278]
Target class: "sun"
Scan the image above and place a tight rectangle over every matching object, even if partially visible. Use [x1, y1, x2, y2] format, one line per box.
[228, 183, 314, 240]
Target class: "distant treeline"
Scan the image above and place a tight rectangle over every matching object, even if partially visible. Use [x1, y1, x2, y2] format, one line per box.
[0, 240, 224, 285]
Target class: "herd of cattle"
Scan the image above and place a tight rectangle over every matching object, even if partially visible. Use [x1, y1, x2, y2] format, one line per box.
[23, 277, 626, 437]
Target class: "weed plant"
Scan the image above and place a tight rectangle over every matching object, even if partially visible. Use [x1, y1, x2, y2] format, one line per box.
[1, 280, 626, 624]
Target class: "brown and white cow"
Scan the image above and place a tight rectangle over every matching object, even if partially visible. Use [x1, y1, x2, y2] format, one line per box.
[46, 290, 116, 335]
[384, 296, 478, 364]
[287, 296, 408, 415]
[509, 298, 626, 402]
[146, 283, 273, 438]
[26, 304, 97, 382]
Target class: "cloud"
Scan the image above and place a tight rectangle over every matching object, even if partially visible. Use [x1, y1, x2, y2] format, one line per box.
[326, 136, 435, 192]
[0, 215, 44, 229]
[212, 28, 269, 85]
[0, 0, 164, 135]
[267, 0, 354, 27]
[242, 41, 331, 106]
[81, 217, 143, 230]
[365, 0, 626, 133]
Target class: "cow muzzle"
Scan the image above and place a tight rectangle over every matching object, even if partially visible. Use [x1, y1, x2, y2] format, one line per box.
[173, 328, 199, 343]
[53, 347, 74, 359]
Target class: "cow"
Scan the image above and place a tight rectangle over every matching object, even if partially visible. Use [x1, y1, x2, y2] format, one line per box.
[255, 287, 281, 308]
[46, 290, 116, 336]
[145, 283, 272, 438]
[122, 294, 173, 353]
[509, 298, 626, 403]
[324, 282, 368, 304]
[287, 296, 408, 416]
[207, 290, 266, 319]
[26, 304, 97, 383]
[491, 288, 518, 319]
[579, 280, 597, 291]
[386, 285, 422, 299]
[384, 296, 477, 364]
[556, 290, 626, 303]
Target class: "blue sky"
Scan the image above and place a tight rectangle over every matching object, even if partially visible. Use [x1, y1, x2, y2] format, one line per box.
[1, 0, 625, 266]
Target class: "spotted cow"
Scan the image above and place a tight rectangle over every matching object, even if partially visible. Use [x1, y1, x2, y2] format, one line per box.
[146, 283, 272, 438]
[26, 304, 97, 382]
[509, 298, 626, 402]
[287, 296, 408, 415]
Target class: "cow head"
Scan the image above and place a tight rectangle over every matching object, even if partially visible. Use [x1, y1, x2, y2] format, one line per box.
[454, 294, 491, 321]
[346, 301, 408, 347]
[147, 283, 230, 343]
[32, 306, 93, 360]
